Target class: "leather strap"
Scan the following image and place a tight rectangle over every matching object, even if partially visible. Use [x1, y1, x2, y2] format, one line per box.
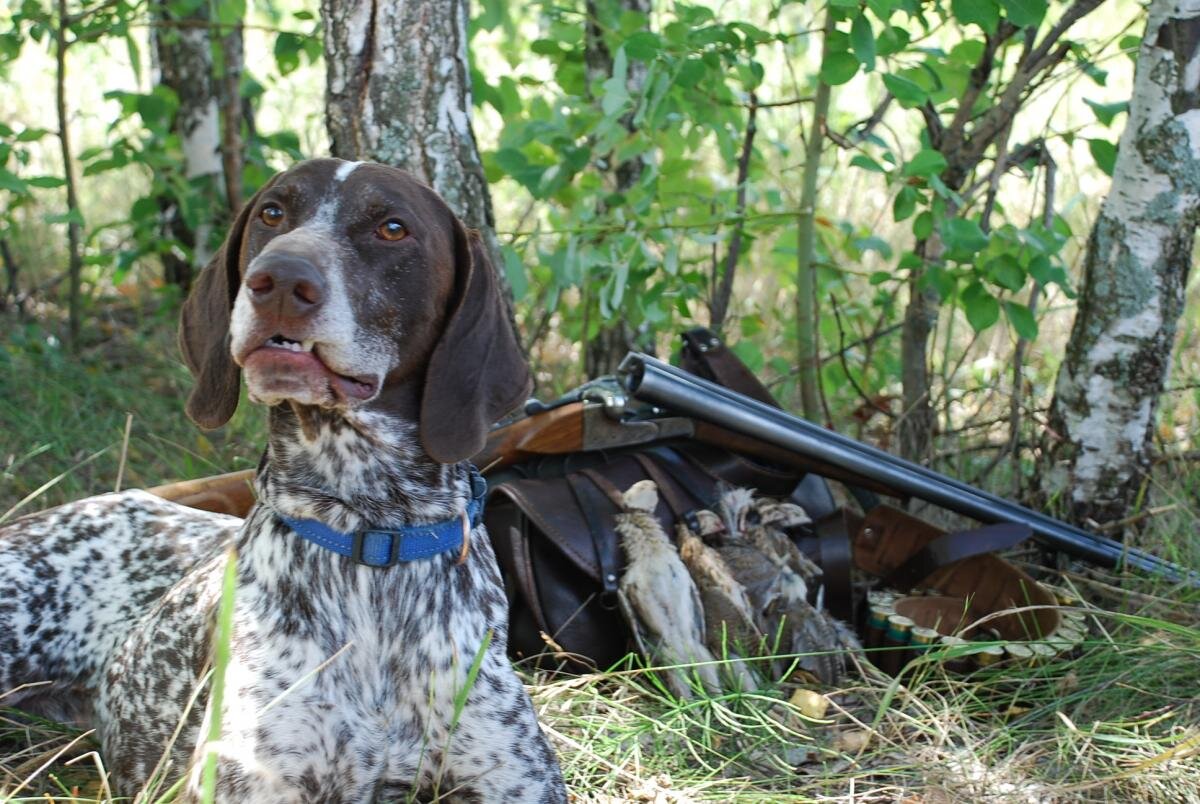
[631, 453, 693, 519]
[486, 498, 553, 640]
[881, 522, 1033, 590]
[811, 509, 859, 622]
[577, 468, 624, 508]
[680, 327, 780, 408]
[642, 446, 719, 507]
[565, 472, 622, 596]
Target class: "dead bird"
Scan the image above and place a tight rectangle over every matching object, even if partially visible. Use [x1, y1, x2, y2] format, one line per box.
[615, 480, 721, 698]
[699, 487, 857, 685]
[677, 523, 761, 690]
[748, 496, 823, 583]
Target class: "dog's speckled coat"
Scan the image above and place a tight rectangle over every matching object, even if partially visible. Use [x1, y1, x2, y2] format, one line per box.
[0, 159, 566, 803]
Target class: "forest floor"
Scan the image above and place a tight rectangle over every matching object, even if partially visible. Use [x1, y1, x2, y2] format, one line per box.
[2, 305, 1199, 802]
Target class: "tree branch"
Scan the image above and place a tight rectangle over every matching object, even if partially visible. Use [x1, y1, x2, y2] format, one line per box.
[709, 93, 758, 333]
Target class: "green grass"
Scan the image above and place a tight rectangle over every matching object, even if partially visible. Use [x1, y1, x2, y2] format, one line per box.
[2, 306, 1199, 801]
[0, 307, 266, 519]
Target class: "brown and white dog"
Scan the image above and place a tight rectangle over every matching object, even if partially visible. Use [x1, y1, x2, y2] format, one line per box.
[0, 159, 566, 802]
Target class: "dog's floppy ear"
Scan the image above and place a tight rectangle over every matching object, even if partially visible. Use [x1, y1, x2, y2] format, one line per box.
[419, 225, 532, 464]
[179, 176, 279, 429]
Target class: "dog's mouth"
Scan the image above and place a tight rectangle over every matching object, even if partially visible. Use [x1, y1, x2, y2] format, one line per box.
[243, 334, 377, 402]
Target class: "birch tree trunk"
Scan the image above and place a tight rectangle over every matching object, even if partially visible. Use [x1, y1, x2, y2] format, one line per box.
[152, 0, 231, 289]
[1040, 0, 1200, 528]
[322, 0, 504, 279]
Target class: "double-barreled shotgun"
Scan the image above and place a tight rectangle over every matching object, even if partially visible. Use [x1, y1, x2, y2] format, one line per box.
[617, 352, 1200, 587]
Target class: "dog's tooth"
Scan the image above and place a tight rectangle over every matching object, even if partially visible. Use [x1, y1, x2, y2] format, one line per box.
[302, 340, 314, 352]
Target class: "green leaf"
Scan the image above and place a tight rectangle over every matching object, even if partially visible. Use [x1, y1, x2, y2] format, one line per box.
[14, 127, 50, 142]
[676, 58, 706, 88]
[986, 253, 1025, 291]
[602, 47, 631, 116]
[131, 195, 159, 219]
[876, 25, 910, 56]
[26, 175, 65, 188]
[1004, 301, 1038, 339]
[893, 185, 917, 222]
[961, 282, 1000, 331]
[820, 51, 860, 85]
[869, 270, 892, 285]
[850, 154, 888, 173]
[912, 211, 933, 240]
[1088, 138, 1118, 176]
[941, 217, 988, 255]
[274, 32, 303, 76]
[214, 0, 246, 26]
[1001, 0, 1047, 28]
[901, 148, 947, 178]
[501, 245, 529, 301]
[926, 263, 956, 300]
[866, 0, 896, 20]
[0, 168, 28, 195]
[43, 208, 85, 227]
[882, 73, 928, 108]
[1084, 99, 1129, 127]
[125, 32, 142, 84]
[624, 31, 661, 60]
[530, 39, 564, 56]
[850, 14, 876, 71]
[952, 0, 999, 32]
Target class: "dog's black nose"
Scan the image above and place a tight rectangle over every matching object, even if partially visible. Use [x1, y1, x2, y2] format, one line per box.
[245, 254, 327, 319]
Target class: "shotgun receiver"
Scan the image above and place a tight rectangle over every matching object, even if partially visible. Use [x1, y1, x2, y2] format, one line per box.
[617, 352, 1200, 587]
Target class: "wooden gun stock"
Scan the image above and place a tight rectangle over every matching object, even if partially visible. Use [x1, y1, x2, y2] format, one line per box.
[476, 402, 587, 471]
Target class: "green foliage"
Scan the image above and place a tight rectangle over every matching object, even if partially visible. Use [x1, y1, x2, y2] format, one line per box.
[0, 0, 307, 295]
[474, 0, 780, 365]
[833, 0, 1096, 346]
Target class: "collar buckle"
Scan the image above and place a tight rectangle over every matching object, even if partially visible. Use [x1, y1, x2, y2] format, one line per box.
[349, 529, 400, 567]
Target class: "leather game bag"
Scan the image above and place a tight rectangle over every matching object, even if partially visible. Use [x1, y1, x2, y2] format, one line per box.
[481, 329, 1060, 672]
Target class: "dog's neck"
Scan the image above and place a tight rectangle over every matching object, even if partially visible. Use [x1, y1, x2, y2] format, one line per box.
[254, 402, 469, 532]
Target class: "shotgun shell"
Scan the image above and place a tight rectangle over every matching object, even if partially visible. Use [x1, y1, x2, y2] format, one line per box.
[880, 614, 915, 675]
[864, 604, 894, 652]
[974, 645, 1005, 668]
[1029, 642, 1057, 665]
[1056, 623, 1085, 645]
[1046, 634, 1074, 656]
[938, 635, 972, 673]
[867, 590, 898, 608]
[910, 626, 940, 654]
[1004, 643, 1034, 665]
[1062, 611, 1089, 629]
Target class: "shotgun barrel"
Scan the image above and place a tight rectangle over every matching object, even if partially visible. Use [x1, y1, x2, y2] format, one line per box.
[618, 352, 1199, 586]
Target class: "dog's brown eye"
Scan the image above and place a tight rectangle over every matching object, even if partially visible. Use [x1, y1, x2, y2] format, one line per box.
[260, 204, 285, 227]
[376, 219, 408, 241]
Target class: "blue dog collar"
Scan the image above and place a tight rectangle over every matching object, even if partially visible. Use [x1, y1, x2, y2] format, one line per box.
[279, 467, 487, 568]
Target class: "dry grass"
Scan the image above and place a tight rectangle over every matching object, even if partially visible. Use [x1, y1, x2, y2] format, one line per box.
[4, 572, 1198, 802]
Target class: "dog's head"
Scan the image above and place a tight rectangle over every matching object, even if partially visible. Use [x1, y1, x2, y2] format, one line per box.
[179, 158, 531, 464]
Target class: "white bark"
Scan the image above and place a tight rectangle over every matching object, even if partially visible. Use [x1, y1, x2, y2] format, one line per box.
[322, 0, 503, 277]
[152, 4, 229, 278]
[1043, 0, 1200, 526]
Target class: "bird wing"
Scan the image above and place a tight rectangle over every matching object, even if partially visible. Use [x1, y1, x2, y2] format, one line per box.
[617, 585, 652, 659]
